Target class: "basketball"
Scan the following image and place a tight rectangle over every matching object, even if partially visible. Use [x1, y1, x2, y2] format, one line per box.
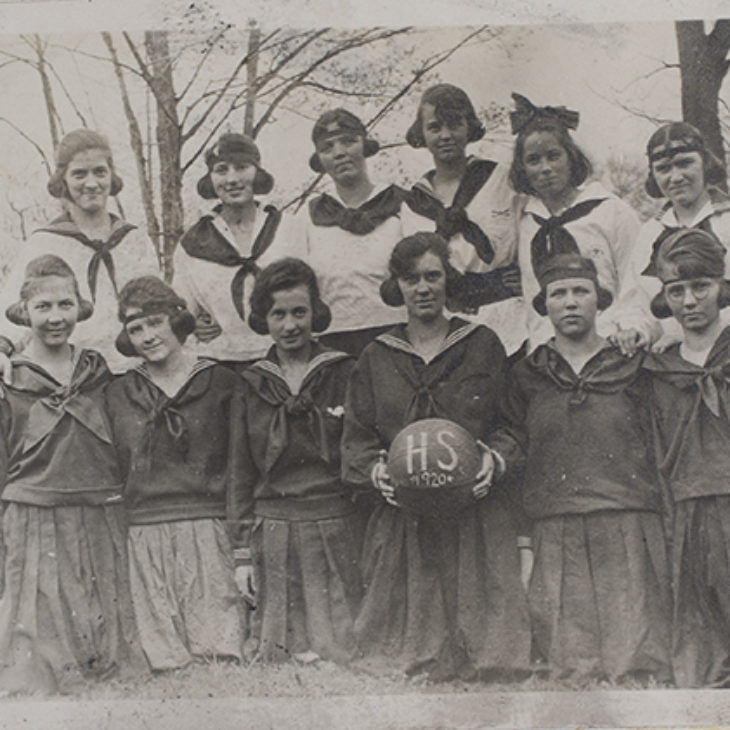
[387, 418, 482, 519]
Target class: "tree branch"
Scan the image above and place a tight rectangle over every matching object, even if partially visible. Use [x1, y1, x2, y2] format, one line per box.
[253, 27, 411, 137]
[0, 118, 52, 175]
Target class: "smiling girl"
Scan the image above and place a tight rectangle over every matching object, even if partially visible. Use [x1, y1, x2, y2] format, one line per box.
[104, 277, 246, 670]
[0, 130, 157, 374]
[614, 122, 730, 355]
[175, 134, 285, 369]
[0, 255, 141, 689]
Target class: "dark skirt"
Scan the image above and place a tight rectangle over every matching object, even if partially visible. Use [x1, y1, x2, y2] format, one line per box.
[0, 502, 143, 684]
[250, 512, 362, 664]
[127, 519, 245, 670]
[671, 495, 730, 687]
[355, 492, 531, 680]
[529, 509, 671, 682]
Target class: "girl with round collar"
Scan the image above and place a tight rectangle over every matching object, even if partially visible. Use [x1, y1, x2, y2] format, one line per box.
[104, 277, 246, 670]
[233, 258, 361, 664]
[0, 255, 142, 690]
[400, 84, 525, 355]
[614, 122, 730, 356]
[342, 233, 530, 681]
[286, 109, 407, 357]
[509, 93, 641, 352]
[0, 130, 158, 374]
[175, 133, 285, 370]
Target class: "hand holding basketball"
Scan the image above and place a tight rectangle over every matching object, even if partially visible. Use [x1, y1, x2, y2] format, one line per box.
[371, 451, 399, 507]
[473, 440, 495, 500]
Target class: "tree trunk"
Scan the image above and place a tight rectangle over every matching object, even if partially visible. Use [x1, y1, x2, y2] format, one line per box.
[676, 20, 730, 171]
[31, 36, 60, 149]
[103, 33, 162, 271]
[145, 30, 184, 282]
[244, 27, 261, 137]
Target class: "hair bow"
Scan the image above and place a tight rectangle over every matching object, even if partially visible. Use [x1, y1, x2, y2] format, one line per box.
[510, 92, 580, 135]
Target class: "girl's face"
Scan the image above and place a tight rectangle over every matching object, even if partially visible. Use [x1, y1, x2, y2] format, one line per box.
[651, 151, 706, 210]
[545, 277, 598, 340]
[522, 130, 573, 202]
[421, 103, 469, 164]
[26, 276, 79, 349]
[315, 133, 367, 186]
[210, 159, 257, 207]
[63, 148, 112, 214]
[664, 277, 722, 333]
[266, 285, 313, 355]
[125, 311, 182, 365]
[397, 251, 447, 323]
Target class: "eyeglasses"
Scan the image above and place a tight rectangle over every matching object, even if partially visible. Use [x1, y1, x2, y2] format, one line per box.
[663, 278, 717, 303]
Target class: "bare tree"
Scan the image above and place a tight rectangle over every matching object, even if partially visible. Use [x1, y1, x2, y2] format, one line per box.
[676, 19, 730, 169]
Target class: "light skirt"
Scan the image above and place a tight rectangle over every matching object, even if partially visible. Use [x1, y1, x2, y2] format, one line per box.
[128, 519, 245, 670]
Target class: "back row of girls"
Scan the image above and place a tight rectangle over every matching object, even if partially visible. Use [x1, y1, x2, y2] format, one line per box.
[0, 83, 663, 372]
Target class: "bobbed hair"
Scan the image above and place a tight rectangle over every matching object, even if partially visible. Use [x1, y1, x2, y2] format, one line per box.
[644, 122, 727, 198]
[6, 254, 93, 327]
[406, 84, 485, 149]
[46, 129, 123, 200]
[379, 232, 464, 307]
[115, 276, 196, 357]
[248, 257, 331, 335]
[509, 116, 592, 195]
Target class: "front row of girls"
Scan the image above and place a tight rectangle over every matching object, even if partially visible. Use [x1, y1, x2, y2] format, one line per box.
[2, 218, 730, 691]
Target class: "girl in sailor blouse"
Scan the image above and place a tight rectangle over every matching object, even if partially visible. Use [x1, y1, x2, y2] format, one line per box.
[508, 93, 640, 352]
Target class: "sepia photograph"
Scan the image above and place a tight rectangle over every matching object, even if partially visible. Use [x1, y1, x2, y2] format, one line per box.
[0, 0, 729, 727]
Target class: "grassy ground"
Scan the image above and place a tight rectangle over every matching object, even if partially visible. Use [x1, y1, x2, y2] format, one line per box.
[59, 658, 668, 702]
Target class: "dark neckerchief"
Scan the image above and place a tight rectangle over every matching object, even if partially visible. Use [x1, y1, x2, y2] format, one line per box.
[375, 318, 482, 422]
[124, 359, 217, 473]
[643, 326, 730, 419]
[529, 197, 607, 276]
[6, 349, 113, 451]
[308, 184, 405, 236]
[242, 343, 351, 473]
[528, 340, 642, 407]
[179, 204, 282, 320]
[405, 158, 497, 264]
[35, 213, 137, 302]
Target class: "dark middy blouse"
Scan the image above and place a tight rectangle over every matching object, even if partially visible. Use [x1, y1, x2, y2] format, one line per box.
[0, 349, 122, 508]
[494, 342, 662, 519]
[643, 326, 730, 503]
[104, 359, 245, 525]
[232, 343, 356, 547]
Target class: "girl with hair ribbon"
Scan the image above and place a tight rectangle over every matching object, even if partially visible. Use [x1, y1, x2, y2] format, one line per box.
[508, 93, 641, 352]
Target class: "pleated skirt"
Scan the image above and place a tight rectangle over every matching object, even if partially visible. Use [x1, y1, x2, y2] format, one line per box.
[250, 512, 362, 664]
[0, 501, 143, 684]
[355, 492, 531, 680]
[671, 495, 730, 688]
[127, 519, 245, 670]
[529, 509, 672, 682]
